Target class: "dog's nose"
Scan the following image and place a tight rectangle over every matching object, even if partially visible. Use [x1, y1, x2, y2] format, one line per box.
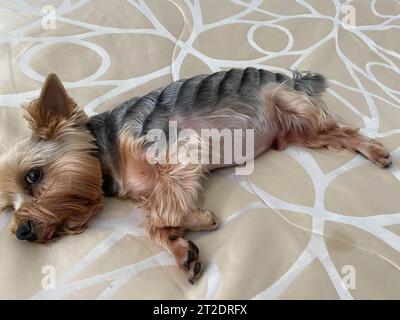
[16, 221, 37, 242]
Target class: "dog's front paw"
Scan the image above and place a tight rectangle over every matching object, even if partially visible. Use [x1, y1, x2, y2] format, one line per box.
[171, 238, 202, 284]
[201, 209, 219, 230]
[183, 209, 219, 231]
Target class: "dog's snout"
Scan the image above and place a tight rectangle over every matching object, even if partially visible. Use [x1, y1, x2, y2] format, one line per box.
[16, 220, 37, 242]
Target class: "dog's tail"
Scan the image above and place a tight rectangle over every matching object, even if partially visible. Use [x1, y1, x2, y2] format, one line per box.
[258, 68, 328, 97]
[291, 70, 328, 97]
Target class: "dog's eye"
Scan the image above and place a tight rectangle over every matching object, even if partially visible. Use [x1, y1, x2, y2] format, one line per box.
[25, 168, 42, 185]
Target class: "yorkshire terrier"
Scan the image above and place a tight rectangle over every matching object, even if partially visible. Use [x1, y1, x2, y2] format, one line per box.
[0, 68, 392, 284]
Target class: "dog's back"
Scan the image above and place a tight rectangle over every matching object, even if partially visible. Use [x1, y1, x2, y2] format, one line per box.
[88, 67, 328, 143]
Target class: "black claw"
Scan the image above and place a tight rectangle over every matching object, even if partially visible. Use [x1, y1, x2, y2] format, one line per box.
[187, 249, 196, 263]
[383, 162, 392, 168]
[187, 240, 199, 256]
[188, 278, 194, 285]
[194, 262, 201, 276]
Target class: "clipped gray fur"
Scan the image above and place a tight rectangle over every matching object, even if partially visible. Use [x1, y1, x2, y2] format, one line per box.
[86, 67, 327, 196]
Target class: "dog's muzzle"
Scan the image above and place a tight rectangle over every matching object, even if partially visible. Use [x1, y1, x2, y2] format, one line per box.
[16, 220, 37, 242]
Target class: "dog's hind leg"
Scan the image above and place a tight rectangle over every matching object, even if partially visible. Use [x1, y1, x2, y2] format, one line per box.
[265, 84, 392, 168]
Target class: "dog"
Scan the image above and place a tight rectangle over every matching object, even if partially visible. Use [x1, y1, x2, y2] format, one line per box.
[0, 68, 392, 284]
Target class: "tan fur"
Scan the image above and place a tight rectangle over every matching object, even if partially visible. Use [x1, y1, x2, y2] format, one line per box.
[117, 127, 212, 282]
[182, 209, 218, 231]
[117, 131, 155, 200]
[265, 84, 392, 168]
[24, 74, 87, 140]
[118, 127, 206, 228]
[147, 225, 202, 283]
[0, 74, 103, 242]
[0, 74, 392, 284]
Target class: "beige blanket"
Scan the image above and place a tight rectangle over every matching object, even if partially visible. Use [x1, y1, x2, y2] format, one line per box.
[0, 0, 400, 299]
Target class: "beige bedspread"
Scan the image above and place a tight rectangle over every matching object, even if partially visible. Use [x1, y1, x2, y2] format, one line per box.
[0, 0, 400, 299]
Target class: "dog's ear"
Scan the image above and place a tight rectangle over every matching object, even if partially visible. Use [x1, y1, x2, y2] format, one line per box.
[38, 73, 73, 119]
[24, 74, 86, 139]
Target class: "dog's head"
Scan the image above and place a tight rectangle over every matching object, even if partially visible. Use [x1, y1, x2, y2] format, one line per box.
[0, 74, 103, 242]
